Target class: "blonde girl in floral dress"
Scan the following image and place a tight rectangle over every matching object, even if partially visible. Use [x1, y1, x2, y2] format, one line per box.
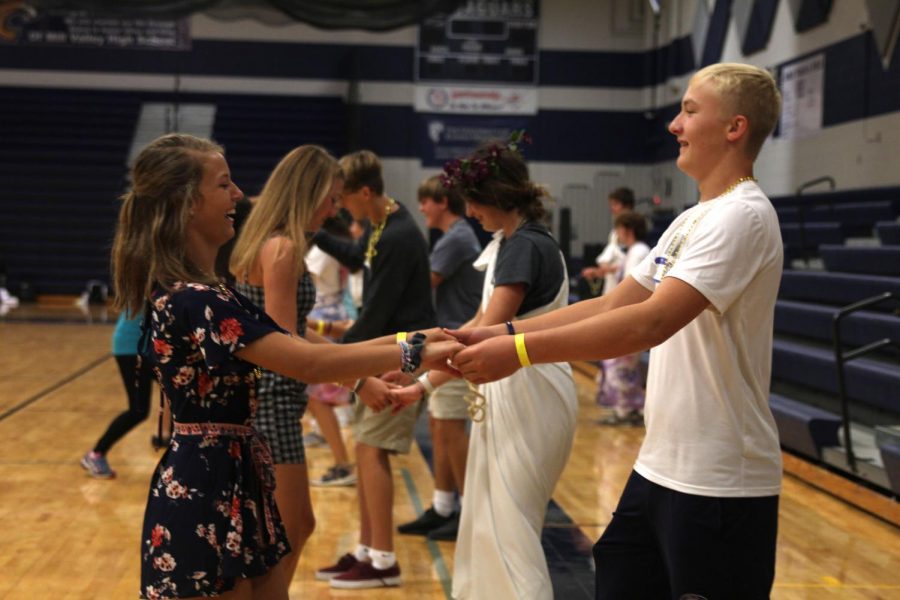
[111, 134, 460, 599]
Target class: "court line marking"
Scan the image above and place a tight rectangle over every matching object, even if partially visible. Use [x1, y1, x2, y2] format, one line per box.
[774, 583, 900, 589]
[400, 467, 453, 599]
[0, 352, 111, 423]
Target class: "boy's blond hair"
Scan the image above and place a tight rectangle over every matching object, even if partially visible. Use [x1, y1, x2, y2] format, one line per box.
[691, 63, 782, 159]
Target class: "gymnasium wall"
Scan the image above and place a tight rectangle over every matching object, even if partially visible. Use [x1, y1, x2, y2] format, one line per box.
[1, 0, 899, 256]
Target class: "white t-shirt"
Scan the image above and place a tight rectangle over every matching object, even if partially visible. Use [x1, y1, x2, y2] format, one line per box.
[306, 245, 342, 303]
[595, 229, 625, 294]
[630, 181, 783, 497]
[620, 241, 650, 280]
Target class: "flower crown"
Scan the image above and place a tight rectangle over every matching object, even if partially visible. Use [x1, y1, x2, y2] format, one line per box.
[440, 129, 532, 193]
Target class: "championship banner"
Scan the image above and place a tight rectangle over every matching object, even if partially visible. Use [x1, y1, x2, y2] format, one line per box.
[779, 53, 824, 140]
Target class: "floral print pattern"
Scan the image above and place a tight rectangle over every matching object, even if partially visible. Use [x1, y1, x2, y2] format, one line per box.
[140, 282, 289, 599]
[596, 353, 646, 413]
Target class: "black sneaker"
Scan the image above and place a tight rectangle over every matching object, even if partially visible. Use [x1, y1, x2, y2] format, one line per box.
[426, 512, 460, 541]
[397, 506, 453, 536]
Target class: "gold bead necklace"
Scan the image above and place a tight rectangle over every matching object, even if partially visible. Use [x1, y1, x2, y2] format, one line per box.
[364, 197, 396, 263]
[719, 176, 757, 198]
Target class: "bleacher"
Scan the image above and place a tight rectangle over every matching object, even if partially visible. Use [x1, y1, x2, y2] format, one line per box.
[768, 185, 900, 494]
[569, 184, 900, 497]
[0, 87, 140, 296]
[211, 94, 347, 197]
[0, 87, 346, 296]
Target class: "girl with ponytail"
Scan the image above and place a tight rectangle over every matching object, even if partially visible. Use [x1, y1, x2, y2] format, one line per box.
[114, 134, 460, 600]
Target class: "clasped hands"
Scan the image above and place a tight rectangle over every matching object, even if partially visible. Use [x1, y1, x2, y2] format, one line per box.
[356, 326, 524, 414]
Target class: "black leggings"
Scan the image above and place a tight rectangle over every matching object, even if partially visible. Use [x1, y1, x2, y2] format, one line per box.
[93, 355, 155, 454]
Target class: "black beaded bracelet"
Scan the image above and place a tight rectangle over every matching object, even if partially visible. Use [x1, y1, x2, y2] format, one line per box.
[505, 320, 516, 335]
[400, 332, 427, 374]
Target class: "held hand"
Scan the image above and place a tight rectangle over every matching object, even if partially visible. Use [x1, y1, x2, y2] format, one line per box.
[453, 336, 521, 384]
[420, 340, 465, 372]
[357, 377, 400, 413]
[419, 327, 457, 344]
[388, 384, 424, 415]
[381, 369, 414, 386]
[443, 325, 502, 346]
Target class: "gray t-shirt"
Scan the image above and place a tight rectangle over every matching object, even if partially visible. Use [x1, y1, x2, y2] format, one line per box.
[494, 221, 565, 316]
[431, 218, 484, 328]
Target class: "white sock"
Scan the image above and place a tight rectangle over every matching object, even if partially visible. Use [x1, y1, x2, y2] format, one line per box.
[369, 548, 396, 570]
[433, 489, 455, 517]
[353, 543, 371, 562]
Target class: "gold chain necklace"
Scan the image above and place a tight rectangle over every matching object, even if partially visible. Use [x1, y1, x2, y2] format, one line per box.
[719, 176, 757, 198]
[364, 197, 396, 263]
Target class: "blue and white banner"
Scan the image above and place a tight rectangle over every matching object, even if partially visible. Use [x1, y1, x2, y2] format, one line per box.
[779, 53, 824, 140]
[0, 3, 190, 50]
[419, 114, 533, 167]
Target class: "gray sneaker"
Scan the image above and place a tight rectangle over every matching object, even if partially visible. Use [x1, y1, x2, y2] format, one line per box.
[81, 451, 116, 479]
[311, 464, 357, 487]
[598, 410, 644, 427]
[302, 431, 326, 448]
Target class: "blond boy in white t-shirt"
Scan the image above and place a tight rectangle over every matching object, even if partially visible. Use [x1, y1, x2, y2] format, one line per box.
[449, 63, 783, 599]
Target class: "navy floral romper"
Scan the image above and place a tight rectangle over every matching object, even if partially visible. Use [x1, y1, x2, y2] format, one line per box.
[140, 282, 290, 599]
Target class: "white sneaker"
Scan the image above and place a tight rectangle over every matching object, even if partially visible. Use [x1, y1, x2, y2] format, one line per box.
[0, 288, 18, 307]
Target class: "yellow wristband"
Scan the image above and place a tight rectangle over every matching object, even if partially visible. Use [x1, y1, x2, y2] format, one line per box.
[514, 333, 531, 367]
[316, 320, 325, 335]
[396, 331, 408, 343]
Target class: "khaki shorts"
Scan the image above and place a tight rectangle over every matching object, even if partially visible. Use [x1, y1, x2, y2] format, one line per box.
[353, 394, 423, 454]
[428, 377, 470, 420]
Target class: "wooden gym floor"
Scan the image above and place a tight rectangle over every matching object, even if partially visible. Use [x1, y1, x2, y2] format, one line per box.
[0, 306, 898, 599]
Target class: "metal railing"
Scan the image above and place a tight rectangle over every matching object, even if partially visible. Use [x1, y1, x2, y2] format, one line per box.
[793, 176, 837, 264]
[831, 292, 898, 472]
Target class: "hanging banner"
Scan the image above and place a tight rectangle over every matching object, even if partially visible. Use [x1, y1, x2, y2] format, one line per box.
[779, 53, 824, 140]
[415, 0, 539, 117]
[415, 85, 537, 115]
[419, 114, 533, 167]
[0, 4, 191, 50]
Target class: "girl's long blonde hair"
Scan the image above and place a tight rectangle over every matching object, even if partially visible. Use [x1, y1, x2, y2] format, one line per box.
[112, 133, 224, 316]
[229, 145, 342, 282]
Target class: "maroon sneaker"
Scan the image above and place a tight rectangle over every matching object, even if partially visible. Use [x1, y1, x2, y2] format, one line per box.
[329, 560, 402, 589]
[315, 553, 359, 581]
